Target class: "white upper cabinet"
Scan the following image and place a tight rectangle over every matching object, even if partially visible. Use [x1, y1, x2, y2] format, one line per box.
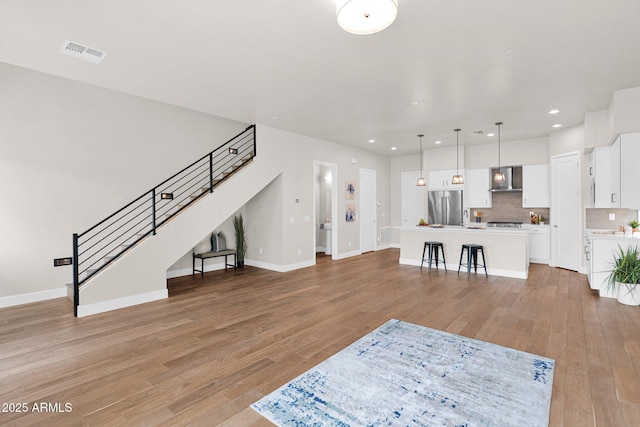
[592, 132, 639, 209]
[464, 168, 492, 208]
[591, 147, 612, 208]
[620, 133, 640, 209]
[610, 137, 621, 208]
[522, 164, 549, 207]
[427, 169, 463, 190]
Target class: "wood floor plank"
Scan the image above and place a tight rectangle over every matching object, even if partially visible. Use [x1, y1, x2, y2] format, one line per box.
[0, 250, 639, 426]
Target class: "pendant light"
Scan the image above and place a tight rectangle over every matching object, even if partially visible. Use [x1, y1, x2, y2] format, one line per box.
[336, 0, 399, 35]
[451, 128, 463, 184]
[417, 134, 426, 186]
[493, 122, 506, 183]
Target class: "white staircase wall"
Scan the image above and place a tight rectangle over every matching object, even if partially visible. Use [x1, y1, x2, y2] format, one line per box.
[78, 141, 283, 316]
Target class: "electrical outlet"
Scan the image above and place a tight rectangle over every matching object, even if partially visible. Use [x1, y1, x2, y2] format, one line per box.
[609, 213, 615, 221]
[259, 248, 263, 254]
[297, 249, 301, 256]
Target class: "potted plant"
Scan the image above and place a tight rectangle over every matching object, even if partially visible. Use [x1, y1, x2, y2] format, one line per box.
[606, 245, 640, 306]
[233, 214, 247, 268]
[629, 220, 639, 233]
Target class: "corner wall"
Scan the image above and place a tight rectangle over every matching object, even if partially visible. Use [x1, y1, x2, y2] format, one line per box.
[0, 62, 246, 304]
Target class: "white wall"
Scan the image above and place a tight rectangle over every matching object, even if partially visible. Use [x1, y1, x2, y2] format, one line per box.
[610, 86, 640, 138]
[466, 137, 549, 168]
[0, 62, 246, 302]
[584, 110, 609, 148]
[549, 125, 584, 157]
[250, 127, 392, 266]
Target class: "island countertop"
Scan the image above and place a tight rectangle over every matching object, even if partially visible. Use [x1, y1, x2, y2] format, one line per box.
[396, 226, 529, 279]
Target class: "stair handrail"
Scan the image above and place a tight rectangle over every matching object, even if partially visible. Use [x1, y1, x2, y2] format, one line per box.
[72, 124, 256, 316]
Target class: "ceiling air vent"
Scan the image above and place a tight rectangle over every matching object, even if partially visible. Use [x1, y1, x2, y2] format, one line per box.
[59, 40, 107, 64]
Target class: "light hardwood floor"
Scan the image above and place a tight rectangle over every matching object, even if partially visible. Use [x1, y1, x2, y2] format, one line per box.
[1, 249, 639, 426]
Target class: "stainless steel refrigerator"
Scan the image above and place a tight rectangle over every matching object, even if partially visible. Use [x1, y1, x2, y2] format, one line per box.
[428, 190, 463, 226]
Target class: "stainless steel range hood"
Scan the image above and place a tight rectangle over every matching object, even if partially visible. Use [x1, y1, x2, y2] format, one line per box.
[490, 166, 523, 192]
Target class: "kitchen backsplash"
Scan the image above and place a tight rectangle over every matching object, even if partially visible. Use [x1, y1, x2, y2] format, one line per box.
[585, 208, 639, 230]
[468, 192, 550, 224]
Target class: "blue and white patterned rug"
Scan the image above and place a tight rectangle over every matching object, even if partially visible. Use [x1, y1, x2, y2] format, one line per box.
[252, 319, 555, 426]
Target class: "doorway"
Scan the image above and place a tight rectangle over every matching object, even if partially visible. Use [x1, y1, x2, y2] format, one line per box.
[313, 161, 338, 260]
[360, 168, 376, 253]
[551, 151, 581, 270]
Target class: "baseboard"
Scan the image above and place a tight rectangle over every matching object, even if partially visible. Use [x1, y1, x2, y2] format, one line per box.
[332, 250, 362, 260]
[246, 258, 315, 273]
[375, 244, 392, 251]
[77, 289, 168, 317]
[529, 259, 550, 265]
[398, 258, 527, 279]
[0, 288, 67, 308]
[166, 261, 231, 279]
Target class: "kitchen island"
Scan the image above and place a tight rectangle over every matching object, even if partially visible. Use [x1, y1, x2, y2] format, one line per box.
[397, 225, 530, 279]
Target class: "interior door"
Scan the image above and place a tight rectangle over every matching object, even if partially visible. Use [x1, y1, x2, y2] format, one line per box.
[360, 168, 376, 253]
[402, 171, 425, 226]
[551, 152, 581, 270]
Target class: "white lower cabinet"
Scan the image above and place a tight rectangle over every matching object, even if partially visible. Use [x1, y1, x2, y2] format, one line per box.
[528, 227, 550, 264]
[589, 236, 639, 298]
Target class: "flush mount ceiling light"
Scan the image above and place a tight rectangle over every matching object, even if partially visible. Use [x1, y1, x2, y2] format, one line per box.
[336, 0, 398, 35]
[417, 134, 426, 186]
[452, 128, 464, 185]
[493, 122, 506, 183]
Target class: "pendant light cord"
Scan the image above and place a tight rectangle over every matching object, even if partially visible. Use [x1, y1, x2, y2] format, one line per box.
[454, 128, 461, 174]
[495, 122, 503, 170]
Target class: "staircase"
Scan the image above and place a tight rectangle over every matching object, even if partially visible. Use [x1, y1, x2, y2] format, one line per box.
[72, 125, 256, 317]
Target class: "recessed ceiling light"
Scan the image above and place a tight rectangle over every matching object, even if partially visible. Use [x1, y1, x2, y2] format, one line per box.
[504, 48, 516, 55]
[411, 100, 421, 106]
[390, 146, 397, 151]
[549, 109, 559, 115]
[368, 139, 375, 143]
[434, 140, 442, 144]
[272, 116, 278, 120]
[487, 133, 495, 137]
[552, 124, 562, 128]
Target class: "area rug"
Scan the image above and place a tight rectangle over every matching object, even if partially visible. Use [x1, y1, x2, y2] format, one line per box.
[251, 319, 555, 426]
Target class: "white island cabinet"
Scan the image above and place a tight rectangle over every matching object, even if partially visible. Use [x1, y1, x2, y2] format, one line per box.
[527, 226, 550, 264]
[464, 168, 492, 208]
[397, 226, 529, 279]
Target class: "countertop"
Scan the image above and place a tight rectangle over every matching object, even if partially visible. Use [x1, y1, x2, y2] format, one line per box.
[395, 225, 529, 235]
[586, 229, 640, 241]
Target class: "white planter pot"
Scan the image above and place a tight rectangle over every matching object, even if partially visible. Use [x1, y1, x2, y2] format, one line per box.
[616, 282, 640, 306]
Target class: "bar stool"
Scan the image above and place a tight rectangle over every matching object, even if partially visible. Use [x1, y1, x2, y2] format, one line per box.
[458, 244, 487, 277]
[421, 241, 447, 272]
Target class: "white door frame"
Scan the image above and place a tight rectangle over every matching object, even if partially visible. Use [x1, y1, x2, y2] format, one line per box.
[360, 168, 377, 253]
[313, 161, 338, 260]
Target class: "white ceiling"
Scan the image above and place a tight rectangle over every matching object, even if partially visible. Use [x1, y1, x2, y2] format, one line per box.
[2, 0, 640, 156]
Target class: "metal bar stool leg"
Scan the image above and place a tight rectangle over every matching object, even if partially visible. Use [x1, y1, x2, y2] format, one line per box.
[428, 243, 435, 271]
[440, 245, 447, 272]
[480, 247, 488, 277]
[457, 246, 465, 274]
[421, 242, 428, 269]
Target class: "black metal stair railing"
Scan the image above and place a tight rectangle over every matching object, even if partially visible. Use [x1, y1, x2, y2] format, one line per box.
[72, 124, 256, 316]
